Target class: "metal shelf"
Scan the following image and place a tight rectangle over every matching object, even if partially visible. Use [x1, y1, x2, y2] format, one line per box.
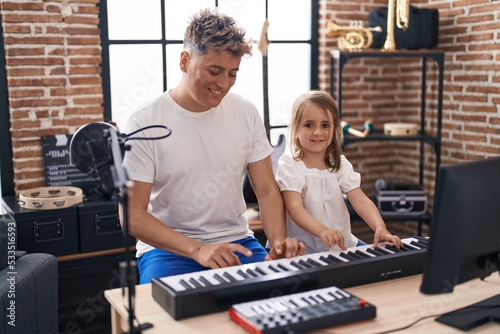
[331, 49, 445, 233]
[343, 130, 440, 152]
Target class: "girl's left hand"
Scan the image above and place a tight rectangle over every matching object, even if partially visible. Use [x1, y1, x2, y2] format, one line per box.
[373, 229, 402, 248]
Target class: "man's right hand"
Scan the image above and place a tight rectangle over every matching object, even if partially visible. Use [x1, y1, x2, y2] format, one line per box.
[193, 243, 253, 269]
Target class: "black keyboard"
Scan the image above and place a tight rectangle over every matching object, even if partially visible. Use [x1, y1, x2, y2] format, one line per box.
[229, 286, 376, 333]
[152, 236, 428, 319]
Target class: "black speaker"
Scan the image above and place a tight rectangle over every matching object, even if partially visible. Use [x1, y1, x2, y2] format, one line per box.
[58, 256, 128, 334]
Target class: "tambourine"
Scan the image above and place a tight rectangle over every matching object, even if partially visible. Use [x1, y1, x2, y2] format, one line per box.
[18, 186, 83, 210]
[384, 122, 418, 136]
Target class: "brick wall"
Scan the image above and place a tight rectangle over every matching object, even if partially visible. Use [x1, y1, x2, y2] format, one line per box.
[1, 0, 102, 194]
[1, 0, 500, 198]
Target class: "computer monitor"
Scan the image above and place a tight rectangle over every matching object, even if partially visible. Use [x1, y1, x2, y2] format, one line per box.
[421, 156, 500, 294]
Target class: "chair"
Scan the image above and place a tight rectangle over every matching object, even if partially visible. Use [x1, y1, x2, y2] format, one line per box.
[0, 217, 58, 334]
[243, 134, 287, 207]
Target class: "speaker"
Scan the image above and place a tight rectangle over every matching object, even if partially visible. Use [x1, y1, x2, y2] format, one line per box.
[58, 256, 128, 334]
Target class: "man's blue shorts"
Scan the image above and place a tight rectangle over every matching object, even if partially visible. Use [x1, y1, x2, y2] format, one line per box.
[137, 237, 268, 284]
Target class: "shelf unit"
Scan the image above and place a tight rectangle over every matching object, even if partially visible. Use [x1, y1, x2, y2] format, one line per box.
[330, 49, 445, 235]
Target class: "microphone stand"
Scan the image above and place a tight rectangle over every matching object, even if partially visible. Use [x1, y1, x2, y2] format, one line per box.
[107, 128, 153, 333]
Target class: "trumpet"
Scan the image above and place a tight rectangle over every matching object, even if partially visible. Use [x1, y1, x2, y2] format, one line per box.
[327, 20, 382, 50]
[383, 0, 410, 51]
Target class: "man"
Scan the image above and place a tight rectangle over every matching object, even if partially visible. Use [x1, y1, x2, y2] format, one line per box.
[123, 8, 305, 284]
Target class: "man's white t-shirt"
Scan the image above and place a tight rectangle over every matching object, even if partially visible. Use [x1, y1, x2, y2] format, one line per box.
[123, 91, 273, 257]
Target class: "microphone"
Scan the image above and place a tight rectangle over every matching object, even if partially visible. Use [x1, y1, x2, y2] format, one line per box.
[70, 122, 172, 199]
[70, 121, 171, 333]
[70, 122, 125, 199]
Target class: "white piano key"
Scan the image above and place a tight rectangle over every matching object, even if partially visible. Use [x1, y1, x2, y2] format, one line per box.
[318, 291, 335, 302]
[273, 301, 290, 312]
[290, 297, 310, 308]
[260, 302, 275, 314]
[251, 304, 265, 316]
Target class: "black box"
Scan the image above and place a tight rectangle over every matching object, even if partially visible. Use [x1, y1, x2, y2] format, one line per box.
[77, 199, 134, 253]
[374, 182, 427, 216]
[1, 196, 79, 256]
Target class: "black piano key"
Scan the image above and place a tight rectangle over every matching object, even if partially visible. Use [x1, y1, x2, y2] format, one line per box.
[316, 294, 327, 302]
[401, 242, 419, 250]
[277, 263, 291, 271]
[319, 256, 335, 264]
[339, 252, 357, 261]
[255, 267, 268, 275]
[179, 279, 193, 290]
[199, 276, 213, 287]
[298, 260, 313, 268]
[413, 236, 429, 246]
[327, 292, 338, 300]
[365, 247, 384, 256]
[267, 264, 281, 273]
[306, 258, 324, 267]
[213, 273, 228, 284]
[319, 255, 335, 264]
[385, 245, 406, 252]
[354, 250, 372, 258]
[347, 251, 365, 260]
[300, 297, 312, 305]
[308, 295, 320, 304]
[374, 246, 393, 254]
[331, 290, 344, 299]
[189, 277, 204, 288]
[260, 303, 273, 314]
[290, 261, 305, 270]
[237, 269, 250, 279]
[252, 304, 266, 315]
[223, 272, 238, 282]
[246, 268, 260, 277]
[413, 239, 429, 248]
[326, 254, 344, 263]
[409, 240, 423, 248]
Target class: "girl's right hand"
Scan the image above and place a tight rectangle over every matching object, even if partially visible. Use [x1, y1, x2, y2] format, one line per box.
[319, 229, 346, 250]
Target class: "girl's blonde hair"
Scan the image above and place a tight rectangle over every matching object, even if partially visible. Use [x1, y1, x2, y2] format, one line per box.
[289, 90, 343, 171]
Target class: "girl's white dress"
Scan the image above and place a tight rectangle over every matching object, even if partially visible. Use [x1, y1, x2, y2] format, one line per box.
[276, 154, 361, 254]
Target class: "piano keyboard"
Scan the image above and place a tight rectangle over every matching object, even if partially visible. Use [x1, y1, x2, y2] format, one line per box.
[152, 236, 428, 320]
[229, 286, 376, 333]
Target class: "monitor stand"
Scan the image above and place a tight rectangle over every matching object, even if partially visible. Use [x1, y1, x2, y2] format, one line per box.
[435, 294, 500, 331]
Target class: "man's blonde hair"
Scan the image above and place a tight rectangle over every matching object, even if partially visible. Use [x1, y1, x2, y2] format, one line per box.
[184, 8, 252, 57]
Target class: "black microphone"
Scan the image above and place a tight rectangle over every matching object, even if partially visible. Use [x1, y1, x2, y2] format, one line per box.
[70, 122, 172, 199]
[71, 121, 171, 334]
[85, 133, 116, 198]
[70, 122, 122, 199]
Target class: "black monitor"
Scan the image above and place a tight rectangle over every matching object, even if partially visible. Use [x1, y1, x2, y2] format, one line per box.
[420, 157, 500, 330]
[421, 156, 500, 294]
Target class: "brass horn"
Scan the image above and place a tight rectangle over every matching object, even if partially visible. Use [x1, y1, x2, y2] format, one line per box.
[383, 0, 410, 51]
[327, 20, 382, 50]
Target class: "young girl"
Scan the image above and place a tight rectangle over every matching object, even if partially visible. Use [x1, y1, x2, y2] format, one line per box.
[276, 90, 402, 254]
